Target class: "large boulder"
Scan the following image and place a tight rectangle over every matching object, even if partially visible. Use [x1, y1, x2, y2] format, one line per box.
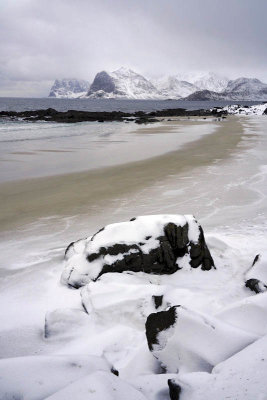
[145, 305, 257, 373]
[61, 215, 214, 288]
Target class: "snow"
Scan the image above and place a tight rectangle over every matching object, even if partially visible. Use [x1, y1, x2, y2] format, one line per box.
[45, 371, 147, 400]
[217, 292, 267, 336]
[176, 335, 267, 400]
[0, 355, 110, 400]
[151, 305, 258, 374]
[174, 72, 229, 93]
[152, 76, 198, 99]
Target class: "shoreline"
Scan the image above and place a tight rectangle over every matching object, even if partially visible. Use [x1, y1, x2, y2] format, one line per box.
[0, 117, 244, 232]
[0, 106, 224, 124]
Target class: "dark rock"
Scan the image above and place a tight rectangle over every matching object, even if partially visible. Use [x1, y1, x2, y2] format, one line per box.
[245, 278, 267, 294]
[168, 379, 181, 400]
[145, 306, 178, 351]
[252, 254, 260, 266]
[152, 295, 163, 309]
[135, 117, 158, 124]
[0, 107, 223, 124]
[111, 366, 119, 376]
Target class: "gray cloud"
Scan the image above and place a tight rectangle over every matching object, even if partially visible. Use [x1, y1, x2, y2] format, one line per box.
[0, 0, 267, 96]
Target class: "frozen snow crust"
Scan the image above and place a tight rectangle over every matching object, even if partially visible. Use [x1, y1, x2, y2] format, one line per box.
[61, 215, 214, 288]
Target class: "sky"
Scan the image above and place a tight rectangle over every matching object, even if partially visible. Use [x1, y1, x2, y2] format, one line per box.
[0, 0, 267, 97]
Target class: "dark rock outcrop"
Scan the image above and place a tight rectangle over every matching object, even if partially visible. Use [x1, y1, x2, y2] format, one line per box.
[0, 107, 222, 124]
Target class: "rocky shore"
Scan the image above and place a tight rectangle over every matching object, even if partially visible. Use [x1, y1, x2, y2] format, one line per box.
[0, 107, 224, 124]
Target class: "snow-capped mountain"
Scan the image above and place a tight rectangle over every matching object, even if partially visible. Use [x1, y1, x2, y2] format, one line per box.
[174, 72, 229, 93]
[49, 79, 90, 98]
[184, 77, 267, 101]
[87, 67, 159, 99]
[224, 77, 267, 99]
[48, 71, 267, 100]
[152, 76, 198, 98]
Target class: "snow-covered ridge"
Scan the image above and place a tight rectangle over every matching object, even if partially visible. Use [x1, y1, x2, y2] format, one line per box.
[185, 77, 267, 101]
[49, 78, 90, 98]
[48, 69, 267, 100]
[87, 69, 230, 99]
[87, 67, 159, 99]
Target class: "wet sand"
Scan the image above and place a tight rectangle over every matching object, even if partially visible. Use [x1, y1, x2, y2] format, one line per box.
[0, 117, 244, 232]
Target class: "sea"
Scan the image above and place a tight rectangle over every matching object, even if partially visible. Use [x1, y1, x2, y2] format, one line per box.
[0, 97, 263, 113]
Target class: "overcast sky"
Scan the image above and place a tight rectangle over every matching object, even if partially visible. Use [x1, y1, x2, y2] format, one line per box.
[0, 0, 267, 97]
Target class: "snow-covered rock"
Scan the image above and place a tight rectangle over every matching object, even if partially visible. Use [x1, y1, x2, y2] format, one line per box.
[44, 308, 91, 339]
[49, 78, 90, 98]
[245, 252, 267, 293]
[223, 103, 267, 115]
[81, 272, 167, 328]
[0, 355, 110, 400]
[44, 371, 147, 400]
[61, 215, 214, 288]
[145, 305, 258, 374]
[216, 291, 267, 336]
[174, 335, 267, 400]
[87, 67, 159, 99]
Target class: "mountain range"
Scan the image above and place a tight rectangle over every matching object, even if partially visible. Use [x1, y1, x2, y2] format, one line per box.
[48, 69, 267, 100]
[49, 78, 90, 98]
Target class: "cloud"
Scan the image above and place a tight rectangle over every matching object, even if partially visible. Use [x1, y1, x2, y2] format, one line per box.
[0, 0, 267, 96]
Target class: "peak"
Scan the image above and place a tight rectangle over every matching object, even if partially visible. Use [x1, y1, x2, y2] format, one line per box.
[112, 67, 136, 75]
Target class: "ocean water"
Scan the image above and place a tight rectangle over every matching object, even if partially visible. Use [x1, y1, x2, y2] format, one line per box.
[0, 97, 263, 113]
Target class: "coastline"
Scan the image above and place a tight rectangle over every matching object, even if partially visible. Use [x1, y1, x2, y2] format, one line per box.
[0, 117, 243, 232]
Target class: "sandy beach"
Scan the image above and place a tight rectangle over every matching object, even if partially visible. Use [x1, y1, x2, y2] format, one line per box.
[0, 117, 244, 232]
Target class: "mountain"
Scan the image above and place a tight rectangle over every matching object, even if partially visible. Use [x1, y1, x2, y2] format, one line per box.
[49, 79, 90, 98]
[184, 77, 267, 101]
[87, 67, 159, 99]
[224, 78, 267, 99]
[152, 76, 198, 99]
[174, 72, 229, 93]
[87, 69, 229, 99]
[49, 72, 267, 101]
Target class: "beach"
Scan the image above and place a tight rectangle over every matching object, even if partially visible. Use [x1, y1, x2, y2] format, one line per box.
[0, 117, 244, 232]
